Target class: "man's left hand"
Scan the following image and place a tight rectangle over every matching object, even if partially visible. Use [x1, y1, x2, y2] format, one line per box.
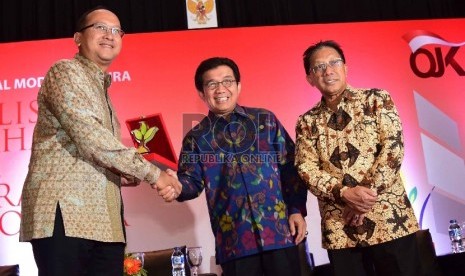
[121, 175, 141, 186]
[289, 213, 307, 244]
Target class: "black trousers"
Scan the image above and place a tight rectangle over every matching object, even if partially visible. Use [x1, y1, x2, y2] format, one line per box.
[31, 204, 125, 276]
[221, 246, 301, 276]
[327, 232, 422, 276]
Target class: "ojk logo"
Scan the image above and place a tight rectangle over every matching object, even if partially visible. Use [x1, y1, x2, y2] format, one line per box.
[403, 30, 465, 78]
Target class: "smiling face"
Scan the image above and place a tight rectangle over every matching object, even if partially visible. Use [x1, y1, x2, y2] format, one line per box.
[306, 46, 348, 102]
[198, 65, 241, 116]
[73, 9, 123, 71]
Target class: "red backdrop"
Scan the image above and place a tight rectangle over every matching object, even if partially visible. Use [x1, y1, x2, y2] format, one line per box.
[1, 18, 464, 275]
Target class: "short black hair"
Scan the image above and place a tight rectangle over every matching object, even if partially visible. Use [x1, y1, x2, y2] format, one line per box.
[302, 40, 346, 75]
[194, 57, 241, 92]
[75, 5, 111, 32]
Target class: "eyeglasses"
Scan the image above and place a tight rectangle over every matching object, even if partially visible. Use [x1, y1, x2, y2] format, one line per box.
[79, 23, 125, 38]
[204, 79, 237, 91]
[311, 58, 344, 74]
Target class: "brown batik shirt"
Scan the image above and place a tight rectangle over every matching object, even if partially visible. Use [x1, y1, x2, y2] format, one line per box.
[295, 86, 419, 249]
[20, 54, 161, 243]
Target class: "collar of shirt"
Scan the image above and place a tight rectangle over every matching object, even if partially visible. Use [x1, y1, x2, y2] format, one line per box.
[74, 53, 112, 90]
[318, 85, 358, 111]
[206, 104, 248, 123]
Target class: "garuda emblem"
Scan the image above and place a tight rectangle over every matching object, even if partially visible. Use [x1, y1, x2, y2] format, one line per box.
[188, 0, 215, 24]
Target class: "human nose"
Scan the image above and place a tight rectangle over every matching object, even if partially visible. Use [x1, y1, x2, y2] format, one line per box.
[215, 81, 229, 91]
[102, 29, 115, 39]
[321, 63, 336, 74]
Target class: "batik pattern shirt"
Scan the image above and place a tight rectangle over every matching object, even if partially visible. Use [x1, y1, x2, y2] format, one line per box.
[20, 54, 161, 243]
[177, 105, 307, 264]
[295, 86, 418, 249]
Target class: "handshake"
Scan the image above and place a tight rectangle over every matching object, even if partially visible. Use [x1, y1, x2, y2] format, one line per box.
[120, 169, 182, 202]
[151, 169, 182, 202]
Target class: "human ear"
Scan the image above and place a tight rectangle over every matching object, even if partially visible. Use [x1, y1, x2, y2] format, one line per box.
[73, 33, 81, 47]
[306, 74, 315, 87]
[197, 91, 206, 101]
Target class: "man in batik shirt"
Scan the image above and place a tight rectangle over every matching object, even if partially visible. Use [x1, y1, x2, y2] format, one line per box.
[170, 57, 308, 276]
[20, 6, 179, 275]
[295, 40, 421, 276]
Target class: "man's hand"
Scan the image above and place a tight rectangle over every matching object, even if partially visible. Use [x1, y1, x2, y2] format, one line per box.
[342, 186, 377, 213]
[164, 169, 181, 194]
[342, 206, 365, 226]
[151, 170, 182, 202]
[121, 175, 141, 186]
[152, 170, 182, 202]
[289, 213, 307, 244]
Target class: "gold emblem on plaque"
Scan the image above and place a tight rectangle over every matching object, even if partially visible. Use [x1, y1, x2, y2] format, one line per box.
[130, 121, 159, 154]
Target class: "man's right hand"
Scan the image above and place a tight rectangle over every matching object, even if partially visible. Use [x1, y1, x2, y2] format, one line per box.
[152, 170, 182, 202]
[342, 206, 365, 226]
[342, 186, 377, 213]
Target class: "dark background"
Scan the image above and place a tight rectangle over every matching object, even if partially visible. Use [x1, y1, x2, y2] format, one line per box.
[1, 0, 464, 43]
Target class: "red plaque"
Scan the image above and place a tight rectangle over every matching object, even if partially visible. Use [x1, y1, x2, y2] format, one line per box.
[125, 113, 178, 171]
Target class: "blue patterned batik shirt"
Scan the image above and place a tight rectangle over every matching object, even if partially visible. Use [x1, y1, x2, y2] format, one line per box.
[177, 105, 307, 264]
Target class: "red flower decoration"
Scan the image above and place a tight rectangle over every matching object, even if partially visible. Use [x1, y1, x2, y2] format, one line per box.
[124, 254, 147, 276]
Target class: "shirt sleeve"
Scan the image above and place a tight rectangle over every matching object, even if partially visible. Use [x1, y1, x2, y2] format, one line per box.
[42, 61, 161, 184]
[176, 135, 205, 201]
[273, 114, 308, 216]
[364, 90, 404, 193]
[295, 114, 341, 202]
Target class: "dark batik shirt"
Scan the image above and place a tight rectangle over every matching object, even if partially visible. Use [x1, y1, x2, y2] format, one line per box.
[177, 105, 307, 264]
[295, 86, 419, 250]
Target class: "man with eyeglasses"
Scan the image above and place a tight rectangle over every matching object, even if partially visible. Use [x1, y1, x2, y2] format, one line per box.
[295, 40, 421, 275]
[19, 6, 180, 275]
[162, 57, 308, 276]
